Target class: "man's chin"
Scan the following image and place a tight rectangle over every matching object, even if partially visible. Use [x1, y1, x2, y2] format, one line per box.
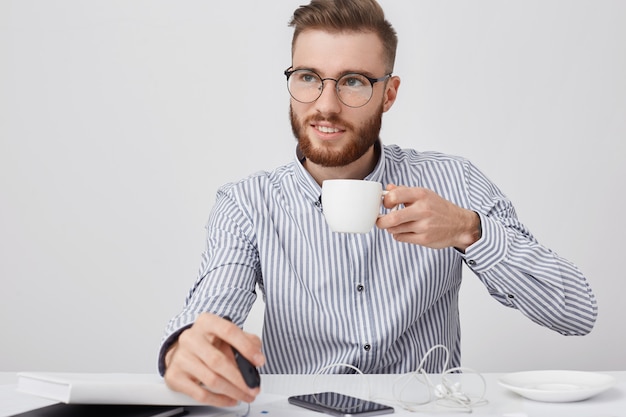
[300, 143, 368, 167]
[300, 149, 344, 167]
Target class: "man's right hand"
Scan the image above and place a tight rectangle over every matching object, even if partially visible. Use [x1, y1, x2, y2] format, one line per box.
[163, 313, 265, 406]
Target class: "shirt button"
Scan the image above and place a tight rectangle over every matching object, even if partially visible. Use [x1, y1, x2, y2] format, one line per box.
[507, 294, 515, 299]
[467, 260, 476, 266]
[363, 344, 371, 351]
[356, 284, 364, 292]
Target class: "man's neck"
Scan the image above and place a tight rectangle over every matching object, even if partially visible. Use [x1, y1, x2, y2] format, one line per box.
[303, 142, 381, 185]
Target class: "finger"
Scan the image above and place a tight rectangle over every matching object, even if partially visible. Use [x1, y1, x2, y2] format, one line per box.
[377, 201, 415, 229]
[172, 320, 259, 402]
[383, 184, 428, 211]
[390, 231, 421, 246]
[193, 314, 262, 368]
[173, 344, 258, 404]
[165, 368, 239, 406]
[189, 332, 259, 401]
[164, 346, 239, 406]
[214, 317, 265, 368]
[382, 183, 400, 209]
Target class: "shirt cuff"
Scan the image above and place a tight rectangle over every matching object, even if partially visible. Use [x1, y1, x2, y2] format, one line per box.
[462, 212, 508, 273]
[157, 323, 193, 376]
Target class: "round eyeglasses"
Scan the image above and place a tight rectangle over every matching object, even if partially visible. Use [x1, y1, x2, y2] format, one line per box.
[284, 67, 392, 108]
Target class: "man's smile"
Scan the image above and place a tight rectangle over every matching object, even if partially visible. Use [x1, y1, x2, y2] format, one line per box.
[311, 122, 346, 139]
[315, 125, 342, 134]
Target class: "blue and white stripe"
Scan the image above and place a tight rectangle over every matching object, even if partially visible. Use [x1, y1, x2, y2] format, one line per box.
[159, 143, 597, 375]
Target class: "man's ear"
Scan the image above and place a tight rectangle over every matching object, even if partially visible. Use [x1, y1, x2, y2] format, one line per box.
[382, 75, 401, 113]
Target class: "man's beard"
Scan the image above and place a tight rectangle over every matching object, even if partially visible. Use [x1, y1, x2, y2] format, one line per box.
[290, 104, 383, 167]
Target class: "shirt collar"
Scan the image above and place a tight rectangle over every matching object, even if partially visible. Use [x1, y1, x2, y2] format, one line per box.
[293, 146, 323, 205]
[363, 140, 386, 183]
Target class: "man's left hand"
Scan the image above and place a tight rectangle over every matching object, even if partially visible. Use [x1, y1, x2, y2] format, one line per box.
[376, 184, 481, 252]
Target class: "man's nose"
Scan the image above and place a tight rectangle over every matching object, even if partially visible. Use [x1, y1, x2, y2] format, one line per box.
[314, 80, 342, 114]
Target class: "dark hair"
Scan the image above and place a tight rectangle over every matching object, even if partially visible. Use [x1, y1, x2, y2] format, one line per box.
[288, 0, 398, 72]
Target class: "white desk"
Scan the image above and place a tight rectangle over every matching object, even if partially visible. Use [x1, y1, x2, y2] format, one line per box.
[261, 373, 626, 417]
[2, 372, 625, 417]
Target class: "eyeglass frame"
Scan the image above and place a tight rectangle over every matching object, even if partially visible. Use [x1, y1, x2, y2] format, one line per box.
[284, 67, 392, 108]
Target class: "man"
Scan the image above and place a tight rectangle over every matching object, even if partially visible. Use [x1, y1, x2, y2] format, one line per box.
[159, 0, 597, 406]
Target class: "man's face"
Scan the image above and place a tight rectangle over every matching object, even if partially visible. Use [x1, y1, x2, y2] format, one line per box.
[289, 30, 392, 167]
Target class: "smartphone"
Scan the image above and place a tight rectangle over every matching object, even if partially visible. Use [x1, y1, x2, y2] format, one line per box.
[288, 392, 394, 417]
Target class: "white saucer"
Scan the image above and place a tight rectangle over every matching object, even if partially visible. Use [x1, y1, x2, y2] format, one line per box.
[498, 370, 616, 402]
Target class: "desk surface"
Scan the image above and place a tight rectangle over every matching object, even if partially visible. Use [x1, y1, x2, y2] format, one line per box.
[2, 372, 625, 417]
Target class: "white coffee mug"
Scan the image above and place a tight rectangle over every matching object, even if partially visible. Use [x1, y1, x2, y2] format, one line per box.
[321, 179, 388, 234]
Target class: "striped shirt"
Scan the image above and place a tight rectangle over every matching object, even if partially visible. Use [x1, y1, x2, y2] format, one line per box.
[158, 143, 597, 375]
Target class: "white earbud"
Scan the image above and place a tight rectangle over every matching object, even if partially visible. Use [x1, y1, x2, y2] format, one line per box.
[434, 384, 447, 398]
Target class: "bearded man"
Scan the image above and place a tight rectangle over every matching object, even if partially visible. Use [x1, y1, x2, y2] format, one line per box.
[158, 0, 596, 407]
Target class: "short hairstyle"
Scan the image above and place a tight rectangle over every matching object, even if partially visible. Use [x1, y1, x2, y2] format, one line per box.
[288, 0, 398, 73]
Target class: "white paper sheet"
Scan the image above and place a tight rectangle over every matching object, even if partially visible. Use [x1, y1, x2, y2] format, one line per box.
[16, 372, 206, 406]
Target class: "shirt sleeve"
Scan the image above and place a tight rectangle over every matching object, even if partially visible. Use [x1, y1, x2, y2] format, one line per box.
[157, 186, 260, 375]
[460, 161, 597, 335]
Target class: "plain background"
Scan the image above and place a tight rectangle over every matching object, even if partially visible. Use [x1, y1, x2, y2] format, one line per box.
[1, 0, 624, 374]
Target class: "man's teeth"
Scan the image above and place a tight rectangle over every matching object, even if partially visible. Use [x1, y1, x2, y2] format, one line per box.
[317, 125, 340, 133]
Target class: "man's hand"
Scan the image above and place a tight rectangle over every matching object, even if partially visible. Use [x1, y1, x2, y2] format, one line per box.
[163, 313, 265, 406]
[376, 184, 481, 252]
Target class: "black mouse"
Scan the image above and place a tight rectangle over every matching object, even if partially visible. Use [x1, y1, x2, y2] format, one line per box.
[223, 317, 261, 388]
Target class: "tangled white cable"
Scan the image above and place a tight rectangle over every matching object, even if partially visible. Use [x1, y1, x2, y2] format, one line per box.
[390, 344, 488, 413]
[312, 344, 488, 413]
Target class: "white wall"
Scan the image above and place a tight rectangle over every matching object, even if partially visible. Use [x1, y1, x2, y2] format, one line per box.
[1, 0, 624, 373]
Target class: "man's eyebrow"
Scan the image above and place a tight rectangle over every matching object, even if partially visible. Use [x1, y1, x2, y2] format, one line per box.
[291, 66, 378, 78]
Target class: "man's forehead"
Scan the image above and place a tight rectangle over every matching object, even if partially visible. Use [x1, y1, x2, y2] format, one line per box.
[291, 29, 386, 74]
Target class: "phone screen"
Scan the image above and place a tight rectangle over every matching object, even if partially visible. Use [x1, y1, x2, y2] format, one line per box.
[288, 392, 394, 417]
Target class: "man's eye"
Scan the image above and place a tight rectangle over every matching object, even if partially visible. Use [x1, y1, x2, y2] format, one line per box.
[298, 72, 318, 83]
[341, 75, 367, 88]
